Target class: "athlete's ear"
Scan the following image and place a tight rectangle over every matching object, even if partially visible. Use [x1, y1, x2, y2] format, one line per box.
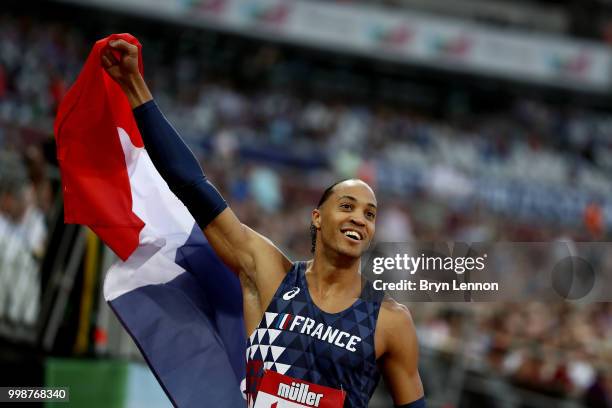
[311, 208, 321, 229]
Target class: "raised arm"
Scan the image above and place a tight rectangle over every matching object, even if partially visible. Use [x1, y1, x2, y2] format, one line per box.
[102, 39, 291, 281]
[377, 299, 426, 407]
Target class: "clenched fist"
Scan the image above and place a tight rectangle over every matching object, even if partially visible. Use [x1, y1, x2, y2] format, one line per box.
[101, 38, 152, 108]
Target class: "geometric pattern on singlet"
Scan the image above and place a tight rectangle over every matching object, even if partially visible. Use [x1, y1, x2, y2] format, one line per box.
[245, 261, 384, 408]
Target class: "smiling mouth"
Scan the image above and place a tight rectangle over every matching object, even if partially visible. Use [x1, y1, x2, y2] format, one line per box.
[343, 230, 362, 241]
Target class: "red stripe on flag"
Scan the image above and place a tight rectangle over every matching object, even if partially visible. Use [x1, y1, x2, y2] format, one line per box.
[54, 33, 146, 261]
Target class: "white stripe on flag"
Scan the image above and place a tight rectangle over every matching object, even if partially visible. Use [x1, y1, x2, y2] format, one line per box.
[103, 127, 196, 301]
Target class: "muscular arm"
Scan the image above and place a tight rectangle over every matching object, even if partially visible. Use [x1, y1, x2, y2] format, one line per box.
[378, 300, 425, 406]
[102, 39, 290, 283]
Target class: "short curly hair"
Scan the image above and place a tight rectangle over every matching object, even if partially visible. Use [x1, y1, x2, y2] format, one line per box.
[310, 179, 354, 253]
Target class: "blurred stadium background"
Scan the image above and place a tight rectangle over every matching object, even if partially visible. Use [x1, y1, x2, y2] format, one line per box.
[1, 0, 612, 406]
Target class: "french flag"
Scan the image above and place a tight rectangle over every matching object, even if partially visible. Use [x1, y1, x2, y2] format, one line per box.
[54, 34, 245, 407]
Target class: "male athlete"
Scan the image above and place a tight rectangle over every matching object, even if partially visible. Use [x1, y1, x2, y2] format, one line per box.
[102, 39, 425, 408]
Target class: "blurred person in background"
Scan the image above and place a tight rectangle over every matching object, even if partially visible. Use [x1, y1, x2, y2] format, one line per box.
[0, 152, 47, 258]
[0, 152, 43, 327]
[23, 144, 53, 214]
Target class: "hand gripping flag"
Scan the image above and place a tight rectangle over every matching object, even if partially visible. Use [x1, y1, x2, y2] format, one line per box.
[54, 34, 246, 407]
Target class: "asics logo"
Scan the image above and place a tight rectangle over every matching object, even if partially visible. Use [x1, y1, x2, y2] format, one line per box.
[282, 287, 300, 300]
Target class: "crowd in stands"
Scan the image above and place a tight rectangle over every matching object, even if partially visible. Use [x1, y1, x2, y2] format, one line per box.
[416, 302, 612, 407]
[338, 0, 612, 45]
[0, 9, 610, 407]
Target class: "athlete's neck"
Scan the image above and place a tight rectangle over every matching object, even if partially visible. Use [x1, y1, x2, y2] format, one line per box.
[307, 248, 362, 301]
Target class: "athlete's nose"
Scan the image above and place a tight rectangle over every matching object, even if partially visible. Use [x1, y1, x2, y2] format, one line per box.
[350, 216, 366, 227]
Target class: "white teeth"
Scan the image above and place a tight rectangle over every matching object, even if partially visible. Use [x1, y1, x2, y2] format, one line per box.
[344, 231, 362, 240]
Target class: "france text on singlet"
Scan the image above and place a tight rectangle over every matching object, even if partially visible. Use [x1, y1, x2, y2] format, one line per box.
[244, 262, 384, 408]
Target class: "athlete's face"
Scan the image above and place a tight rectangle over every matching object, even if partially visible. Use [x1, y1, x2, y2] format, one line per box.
[312, 180, 377, 259]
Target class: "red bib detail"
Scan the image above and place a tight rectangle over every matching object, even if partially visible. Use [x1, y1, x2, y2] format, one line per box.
[253, 370, 345, 408]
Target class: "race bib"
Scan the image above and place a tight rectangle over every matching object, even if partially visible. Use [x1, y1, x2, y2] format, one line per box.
[253, 370, 345, 408]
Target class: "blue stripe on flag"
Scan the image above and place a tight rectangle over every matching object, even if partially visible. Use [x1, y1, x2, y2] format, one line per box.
[174, 223, 246, 382]
[109, 223, 245, 407]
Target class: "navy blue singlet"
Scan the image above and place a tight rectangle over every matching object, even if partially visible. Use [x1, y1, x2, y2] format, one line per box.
[245, 261, 384, 407]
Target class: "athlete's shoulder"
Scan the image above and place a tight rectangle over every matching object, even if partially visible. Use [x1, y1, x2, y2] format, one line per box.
[378, 296, 414, 330]
[376, 296, 417, 357]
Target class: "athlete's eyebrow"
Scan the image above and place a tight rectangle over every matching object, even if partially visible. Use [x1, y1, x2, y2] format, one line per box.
[337, 195, 377, 209]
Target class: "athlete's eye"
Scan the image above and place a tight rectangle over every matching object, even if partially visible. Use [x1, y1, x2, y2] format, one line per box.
[366, 211, 376, 220]
[340, 203, 352, 210]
